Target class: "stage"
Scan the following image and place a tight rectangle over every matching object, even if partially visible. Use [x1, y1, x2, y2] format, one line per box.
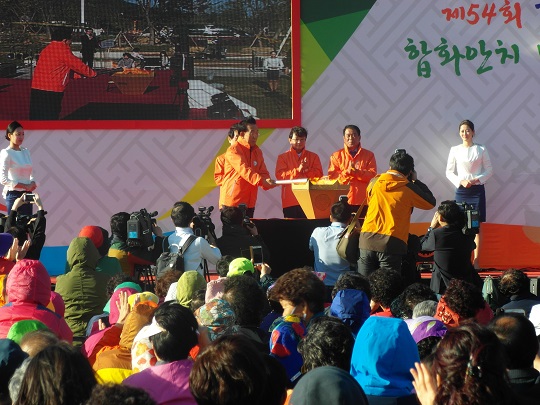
[253, 219, 540, 279]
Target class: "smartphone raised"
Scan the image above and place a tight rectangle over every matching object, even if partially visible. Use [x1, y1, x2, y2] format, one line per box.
[250, 245, 264, 266]
[24, 193, 35, 202]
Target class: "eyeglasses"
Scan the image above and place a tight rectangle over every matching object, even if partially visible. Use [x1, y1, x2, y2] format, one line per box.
[290, 137, 306, 143]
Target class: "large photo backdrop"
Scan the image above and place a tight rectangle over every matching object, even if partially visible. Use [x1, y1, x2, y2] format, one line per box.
[0, 0, 299, 127]
[5, 0, 540, 274]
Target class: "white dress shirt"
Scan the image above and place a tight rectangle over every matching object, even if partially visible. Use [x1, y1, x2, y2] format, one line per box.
[446, 143, 492, 188]
[0, 146, 34, 198]
[167, 227, 222, 275]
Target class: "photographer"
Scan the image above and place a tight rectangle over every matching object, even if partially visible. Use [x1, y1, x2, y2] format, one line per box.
[166, 201, 221, 276]
[420, 200, 478, 294]
[216, 206, 270, 261]
[108, 211, 165, 277]
[4, 192, 46, 260]
[359, 150, 436, 276]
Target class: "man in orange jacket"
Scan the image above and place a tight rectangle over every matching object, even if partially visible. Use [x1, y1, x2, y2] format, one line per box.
[222, 120, 277, 218]
[275, 126, 323, 218]
[215, 123, 242, 209]
[328, 125, 377, 212]
[29, 26, 97, 120]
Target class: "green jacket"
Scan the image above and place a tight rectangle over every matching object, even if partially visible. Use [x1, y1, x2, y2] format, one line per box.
[55, 237, 111, 341]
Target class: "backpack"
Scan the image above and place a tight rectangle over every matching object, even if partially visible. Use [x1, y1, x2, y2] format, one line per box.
[155, 235, 197, 278]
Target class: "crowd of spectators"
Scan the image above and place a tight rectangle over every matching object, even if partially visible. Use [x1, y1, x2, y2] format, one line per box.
[1, 194, 540, 405]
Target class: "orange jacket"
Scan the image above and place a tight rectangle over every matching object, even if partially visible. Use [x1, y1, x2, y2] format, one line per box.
[328, 145, 377, 205]
[32, 41, 97, 92]
[222, 138, 270, 209]
[214, 153, 227, 208]
[275, 148, 323, 209]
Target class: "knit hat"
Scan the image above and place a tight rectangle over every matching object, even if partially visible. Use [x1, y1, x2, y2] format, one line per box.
[227, 257, 254, 277]
[290, 366, 369, 405]
[79, 226, 109, 256]
[78, 226, 103, 249]
[405, 316, 447, 343]
[0, 233, 13, 257]
[7, 320, 49, 345]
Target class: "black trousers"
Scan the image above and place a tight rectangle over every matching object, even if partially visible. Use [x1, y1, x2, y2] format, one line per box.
[283, 205, 307, 219]
[29, 89, 64, 120]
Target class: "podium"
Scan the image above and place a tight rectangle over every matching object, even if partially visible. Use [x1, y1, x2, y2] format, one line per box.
[291, 178, 349, 219]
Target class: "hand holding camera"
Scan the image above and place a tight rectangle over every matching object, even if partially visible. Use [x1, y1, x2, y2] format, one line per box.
[254, 262, 271, 276]
[430, 212, 441, 229]
[244, 219, 258, 236]
[13, 192, 43, 212]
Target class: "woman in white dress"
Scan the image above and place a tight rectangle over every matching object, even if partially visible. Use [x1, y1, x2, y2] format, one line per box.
[446, 119, 492, 267]
[0, 121, 36, 215]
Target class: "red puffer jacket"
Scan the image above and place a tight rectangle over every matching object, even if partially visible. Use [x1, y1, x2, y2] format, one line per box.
[0, 259, 73, 342]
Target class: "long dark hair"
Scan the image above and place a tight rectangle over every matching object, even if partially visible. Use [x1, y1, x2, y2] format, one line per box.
[432, 322, 517, 405]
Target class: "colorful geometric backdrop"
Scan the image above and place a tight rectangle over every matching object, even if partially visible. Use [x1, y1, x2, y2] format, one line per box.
[8, 0, 540, 274]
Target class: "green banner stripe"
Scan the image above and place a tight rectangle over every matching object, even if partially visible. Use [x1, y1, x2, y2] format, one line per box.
[304, 9, 372, 61]
[301, 0, 376, 24]
[301, 22, 332, 95]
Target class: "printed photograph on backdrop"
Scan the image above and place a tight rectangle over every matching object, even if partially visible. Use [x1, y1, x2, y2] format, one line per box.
[0, 0, 299, 128]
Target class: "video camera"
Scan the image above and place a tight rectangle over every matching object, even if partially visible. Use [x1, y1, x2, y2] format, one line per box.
[192, 206, 217, 240]
[127, 209, 158, 249]
[456, 202, 480, 235]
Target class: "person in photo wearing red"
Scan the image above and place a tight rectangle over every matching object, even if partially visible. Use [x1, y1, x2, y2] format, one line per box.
[29, 27, 97, 120]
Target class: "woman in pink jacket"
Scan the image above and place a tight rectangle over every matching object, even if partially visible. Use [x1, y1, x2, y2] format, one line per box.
[0, 259, 73, 343]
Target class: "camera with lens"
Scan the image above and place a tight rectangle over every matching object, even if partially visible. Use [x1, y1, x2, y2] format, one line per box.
[456, 202, 480, 235]
[192, 206, 216, 239]
[238, 203, 254, 229]
[127, 208, 158, 249]
[13, 211, 46, 233]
